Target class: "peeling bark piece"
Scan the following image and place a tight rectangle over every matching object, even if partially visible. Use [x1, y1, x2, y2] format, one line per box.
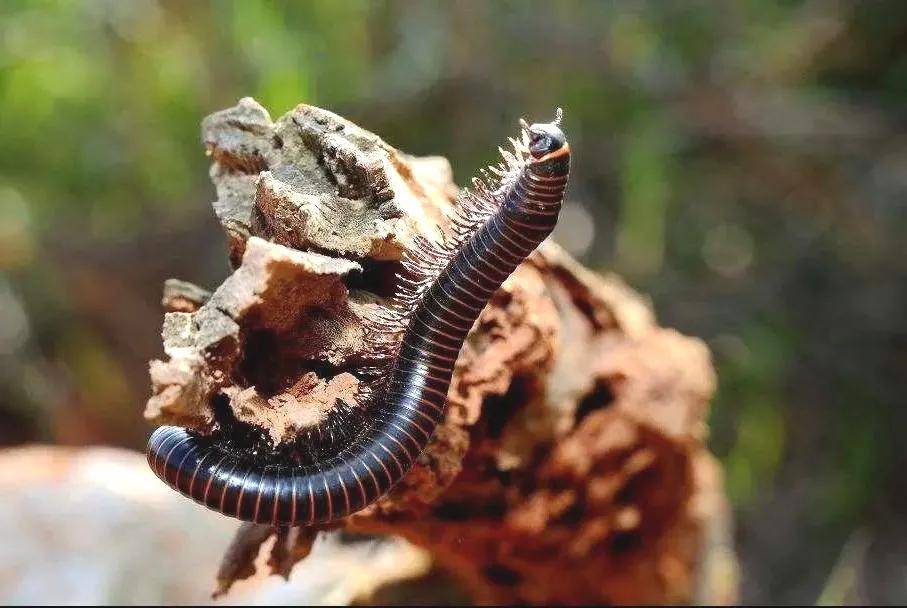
[202, 97, 278, 265]
[145, 354, 213, 428]
[267, 526, 319, 580]
[202, 97, 275, 176]
[214, 523, 275, 599]
[212, 522, 322, 598]
[146, 98, 736, 605]
[144, 236, 363, 431]
[162, 278, 211, 313]
[203, 99, 453, 265]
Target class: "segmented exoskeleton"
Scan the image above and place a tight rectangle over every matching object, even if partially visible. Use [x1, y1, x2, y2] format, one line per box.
[147, 110, 571, 525]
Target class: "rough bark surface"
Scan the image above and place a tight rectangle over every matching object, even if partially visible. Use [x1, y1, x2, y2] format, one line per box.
[143, 97, 738, 605]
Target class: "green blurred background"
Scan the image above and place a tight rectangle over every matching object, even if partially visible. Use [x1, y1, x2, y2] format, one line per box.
[1, 0, 904, 603]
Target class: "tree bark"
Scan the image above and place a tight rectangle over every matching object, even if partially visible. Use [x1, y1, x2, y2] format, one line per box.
[144, 98, 737, 605]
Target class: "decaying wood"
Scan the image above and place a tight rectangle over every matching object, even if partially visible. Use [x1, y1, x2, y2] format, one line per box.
[143, 97, 737, 604]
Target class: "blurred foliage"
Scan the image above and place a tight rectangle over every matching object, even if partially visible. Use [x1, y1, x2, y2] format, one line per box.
[0, 0, 904, 603]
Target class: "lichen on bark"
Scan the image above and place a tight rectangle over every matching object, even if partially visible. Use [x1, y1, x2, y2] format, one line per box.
[144, 97, 737, 604]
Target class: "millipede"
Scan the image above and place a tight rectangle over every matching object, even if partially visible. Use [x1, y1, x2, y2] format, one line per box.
[147, 109, 571, 525]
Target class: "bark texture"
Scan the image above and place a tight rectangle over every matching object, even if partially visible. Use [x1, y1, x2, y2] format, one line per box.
[144, 98, 737, 605]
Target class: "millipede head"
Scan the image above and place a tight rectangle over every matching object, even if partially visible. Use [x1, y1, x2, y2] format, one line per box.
[522, 108, 567, 160]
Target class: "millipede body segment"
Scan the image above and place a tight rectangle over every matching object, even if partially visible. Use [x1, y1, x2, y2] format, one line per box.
[147, 110, 571, 525]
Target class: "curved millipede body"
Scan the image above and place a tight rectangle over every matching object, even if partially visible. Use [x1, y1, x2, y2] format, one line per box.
[147, 110, 571, 525]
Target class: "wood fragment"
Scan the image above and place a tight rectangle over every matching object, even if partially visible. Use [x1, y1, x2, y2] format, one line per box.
[145, 98, 737, 604]
[162, 278, 211, 313]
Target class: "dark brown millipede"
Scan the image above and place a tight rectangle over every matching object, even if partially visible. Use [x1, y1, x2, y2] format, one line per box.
[147, 109, 571, 525]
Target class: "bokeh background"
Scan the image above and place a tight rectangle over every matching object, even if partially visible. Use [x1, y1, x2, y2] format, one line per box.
[1, 0, 904, 604]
